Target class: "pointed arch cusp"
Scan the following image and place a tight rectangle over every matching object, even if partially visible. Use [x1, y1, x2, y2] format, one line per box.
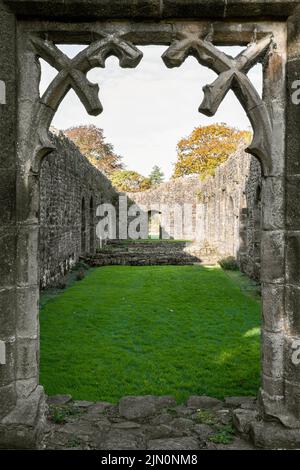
[162, 33, 273, 175]
[29, 34, 143, 172]
[31, 34, 143, 117]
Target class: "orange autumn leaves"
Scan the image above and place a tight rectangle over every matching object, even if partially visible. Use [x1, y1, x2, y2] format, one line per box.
[173, 124, 251, 180]
[65, 125, 124, 176]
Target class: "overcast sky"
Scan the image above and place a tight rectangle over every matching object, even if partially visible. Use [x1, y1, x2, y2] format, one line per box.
[40, 45, 262, 180]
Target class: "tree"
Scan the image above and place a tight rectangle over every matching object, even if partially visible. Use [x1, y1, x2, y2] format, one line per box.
[149, 165, 164, 186]
[173, 124, 251, 179]
[110, 170, 152, 193]
[64, 125, 124, 175]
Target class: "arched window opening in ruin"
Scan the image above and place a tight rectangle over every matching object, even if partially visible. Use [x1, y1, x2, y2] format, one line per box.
[81, 197, 86, 254]
[148, 210, 162, 240]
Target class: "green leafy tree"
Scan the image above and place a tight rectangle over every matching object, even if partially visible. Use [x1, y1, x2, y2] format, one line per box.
[64, 125, 124, 175]
[173, 124, 251, 179]
[111, 170, 152, 193]
[149, 165, 165, 186]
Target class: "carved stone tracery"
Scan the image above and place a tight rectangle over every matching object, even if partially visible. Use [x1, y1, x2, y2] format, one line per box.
[28, 28, 273, 176]
[32, 34, 143, 116]
[27, 33, 143, 171]
[162, 32, 273, 174]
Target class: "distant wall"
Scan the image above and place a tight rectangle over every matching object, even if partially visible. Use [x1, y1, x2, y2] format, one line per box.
[39, 135, 262, 285]
[129, 146, 262, 280]
[197, 148, 262, 280]
[39, 131, 117, 288]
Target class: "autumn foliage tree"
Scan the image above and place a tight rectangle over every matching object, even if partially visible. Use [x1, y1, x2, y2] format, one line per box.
[111, 170, 152, 193]
[173, 124, 251, 179]
[64, 125, 123, 175]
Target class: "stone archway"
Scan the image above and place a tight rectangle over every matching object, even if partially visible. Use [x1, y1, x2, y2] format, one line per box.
[148, 210, 162, 240]
[1, 0, 300, 449]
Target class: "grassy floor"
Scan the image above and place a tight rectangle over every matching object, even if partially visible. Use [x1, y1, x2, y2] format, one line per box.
[40, 266, 261, 403]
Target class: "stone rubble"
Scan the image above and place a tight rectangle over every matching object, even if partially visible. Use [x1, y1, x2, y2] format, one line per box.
[44, 394, 257, 450]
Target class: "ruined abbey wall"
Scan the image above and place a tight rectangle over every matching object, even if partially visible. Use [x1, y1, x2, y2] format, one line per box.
[39, 132, 117, 288]
[198, 148, 262, 280]
[130, 146, 262, 279]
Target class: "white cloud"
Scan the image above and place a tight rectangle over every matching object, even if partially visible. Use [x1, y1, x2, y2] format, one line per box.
[40, 45, 262, 179]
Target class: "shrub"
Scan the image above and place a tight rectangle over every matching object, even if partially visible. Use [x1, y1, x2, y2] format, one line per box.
[209, 425, 235, 445]
[73, 260, 90, 271]
[76, 270, 85, 281]
[218, 256, 239, 271]
[48, 404, 82, 424]
[195, 409, 218, 426]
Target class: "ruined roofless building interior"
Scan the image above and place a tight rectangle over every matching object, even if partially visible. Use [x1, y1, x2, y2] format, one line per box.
[2, 0, 300, 450]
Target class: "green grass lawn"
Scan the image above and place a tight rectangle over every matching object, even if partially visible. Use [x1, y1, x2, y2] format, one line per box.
[40, 265, 261, 403]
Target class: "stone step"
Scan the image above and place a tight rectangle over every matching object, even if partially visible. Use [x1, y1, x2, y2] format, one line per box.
[86, 240, 218, 267]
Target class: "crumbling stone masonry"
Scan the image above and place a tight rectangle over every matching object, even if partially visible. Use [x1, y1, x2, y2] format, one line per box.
[130, 146, 262, 280]
[1, 0, 300, 449]
[39, 131, 116, 288]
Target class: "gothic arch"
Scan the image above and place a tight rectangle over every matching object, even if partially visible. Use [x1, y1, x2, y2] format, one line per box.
[162, 32, 273, 175]
[1, 3, 299, 449]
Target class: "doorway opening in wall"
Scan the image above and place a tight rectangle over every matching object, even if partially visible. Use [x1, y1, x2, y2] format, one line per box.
[148, 210, 162, 239]
[38, 44, 262, 404]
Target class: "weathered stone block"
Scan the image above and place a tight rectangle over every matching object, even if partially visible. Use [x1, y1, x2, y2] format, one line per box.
[261, 331, 284, 379]
[261, 374, 284, 397]
[227, 0, 297, 18]
[0, 288, 15, 339]
[286, 176, 300, 229]
[262, 177, 284, 230]
[15, 378, 38, 399]
[262, 283, 284, 333]
[0, 383, 16, 420]
[99, 428, 146, 450]
[0, 385, 46, 449]
[0, 169, 16, 226]
[232, 408, 258, 435]
[119, 396, 157, 420]
[119, 395, 175, 420]
[16, 225, 39, 286]
[250, 420, 300, 449]
[284, 380, 300, 421]
[286, 232, 300, 285]
[186, 395, 222, 409]
[260, 231, 285, 283]
[0, 339, 15, 387]
[162, 0, 225, 17]
[224, 396, 256, 409]
[286, 58, 300, 175]
[285, 285, 300, 336]
[15, 338, 38, 381]
[4, 0, 162, 18]
[0, 8, 16, 170]
[47, 394, 72, 406]
[148, 436, 199, 450]
[0, 230, 16, 287]
[284, 336, 300, 384]
[16, 286, 39, 338]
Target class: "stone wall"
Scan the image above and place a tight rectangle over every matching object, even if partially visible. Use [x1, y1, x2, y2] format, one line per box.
[39, 131, 117, 288]
[39, 136, 262, 286]
[129, 146, 262, 279]
[198, 147, 262, 280]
